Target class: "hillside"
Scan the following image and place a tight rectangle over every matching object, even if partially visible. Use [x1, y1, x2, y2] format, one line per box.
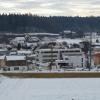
[0, 14, 100, 36]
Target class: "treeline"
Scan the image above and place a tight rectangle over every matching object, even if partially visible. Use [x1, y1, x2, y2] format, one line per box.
[0, 14, 100, 34]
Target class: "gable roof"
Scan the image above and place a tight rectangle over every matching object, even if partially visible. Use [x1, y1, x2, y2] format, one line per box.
[6, 55, 26, 61]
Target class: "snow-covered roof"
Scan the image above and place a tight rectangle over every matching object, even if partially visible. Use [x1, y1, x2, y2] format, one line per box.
[0, 56, 5, 59]
[56, 38, 82, 44]
[17, 50, 32, 55]
[28, 33, 59, 36]
[94, 46, 100, 49]
[10, 52, 17, 55]
[26, 43, 33, 47]
[38, 48, 81, 52]
[6, 55, 26, 61]
[31, 37, 39, 40]
[29, 54, 36, 57]
[14, 37, 25, 41]
[38, 48, 63, 51]
[0, 49, 7, 52]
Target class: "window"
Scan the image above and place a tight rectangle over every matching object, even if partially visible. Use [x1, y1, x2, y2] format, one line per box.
[65, 58, 69, 60]
[7, 68, 10, 71]
[14, 67, 19, 70]
[81, 58, 83, 62]
[42, 51, 58, 53]
[43, 55, 57, 57]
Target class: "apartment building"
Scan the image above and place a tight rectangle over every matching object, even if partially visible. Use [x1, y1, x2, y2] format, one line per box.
[35, 48, 85, 68]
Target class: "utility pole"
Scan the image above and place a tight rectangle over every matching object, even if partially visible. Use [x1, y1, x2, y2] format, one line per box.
[48, 42, 54, 70]
[89, 32, 92, 71]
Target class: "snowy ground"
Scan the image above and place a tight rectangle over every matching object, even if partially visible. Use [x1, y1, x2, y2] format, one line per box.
[0, 76, 100, 100]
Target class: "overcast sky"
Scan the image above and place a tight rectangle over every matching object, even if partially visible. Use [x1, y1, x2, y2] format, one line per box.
[0, 0, 100, 16]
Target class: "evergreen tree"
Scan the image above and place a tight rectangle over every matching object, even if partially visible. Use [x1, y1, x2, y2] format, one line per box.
[17, 43, 21, 50]
[0, 14, 100, 36]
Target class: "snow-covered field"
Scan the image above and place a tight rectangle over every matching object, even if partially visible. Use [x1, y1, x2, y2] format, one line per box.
[0, 76, 100, 100]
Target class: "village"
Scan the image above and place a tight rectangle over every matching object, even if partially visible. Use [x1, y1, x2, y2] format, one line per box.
[0, 31, 100, 72]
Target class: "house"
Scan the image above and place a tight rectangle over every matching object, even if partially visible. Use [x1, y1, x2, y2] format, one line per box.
[10, 37, 25, 47]
[5, 55, 26, 66]
[0, 49, 9, 55]
[0, 55, 27, 71]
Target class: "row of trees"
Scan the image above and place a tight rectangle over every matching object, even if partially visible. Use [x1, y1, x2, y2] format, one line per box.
[0, 14, 100, 35]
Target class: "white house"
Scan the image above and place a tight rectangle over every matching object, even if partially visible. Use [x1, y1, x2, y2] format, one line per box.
[10, 37, 25, 46]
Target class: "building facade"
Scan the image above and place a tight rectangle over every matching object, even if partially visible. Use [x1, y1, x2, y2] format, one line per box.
[36, 48, 86, 68]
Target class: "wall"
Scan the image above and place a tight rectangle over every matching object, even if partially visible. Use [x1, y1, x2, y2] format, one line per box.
[0, 59, 6, 67]
[6, 60, 27, 67]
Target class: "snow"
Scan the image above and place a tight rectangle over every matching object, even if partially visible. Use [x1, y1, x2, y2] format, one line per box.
[0, 56, 5, 59]
[0, 49, 7, 52]
[0, 76, 100, 100]
[14, 37, 25, 41]
[17, 50, 32, 55]
[29, 33, 59, 36]
[6, 55, 26, 61]
[56, 38, 82, 44]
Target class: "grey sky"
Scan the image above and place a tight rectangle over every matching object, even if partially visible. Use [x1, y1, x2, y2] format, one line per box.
[0, 0, 100, 16]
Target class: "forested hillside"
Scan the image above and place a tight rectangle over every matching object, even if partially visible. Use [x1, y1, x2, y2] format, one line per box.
[0, 14, 100, 34]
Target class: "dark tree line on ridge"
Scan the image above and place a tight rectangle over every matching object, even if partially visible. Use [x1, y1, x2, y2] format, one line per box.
[0, 14, 100, 37]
